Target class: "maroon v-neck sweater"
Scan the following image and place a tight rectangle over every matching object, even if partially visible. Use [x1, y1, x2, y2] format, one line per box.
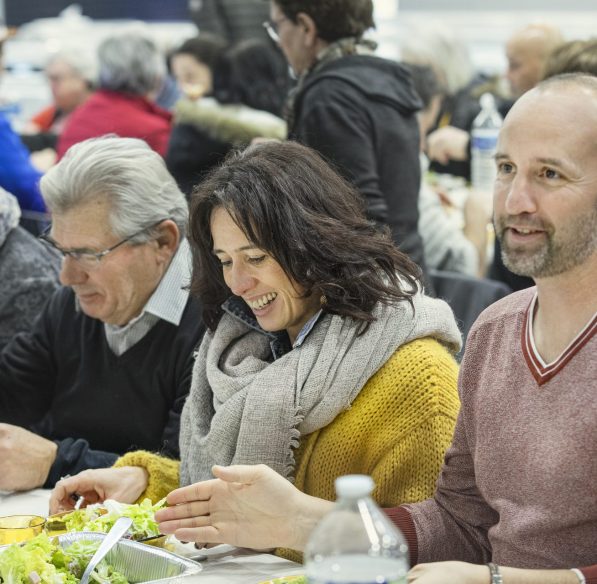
[388, 288, 597, 582]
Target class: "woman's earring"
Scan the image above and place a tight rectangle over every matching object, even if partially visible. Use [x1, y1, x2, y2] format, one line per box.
[320, 294, 327, 306]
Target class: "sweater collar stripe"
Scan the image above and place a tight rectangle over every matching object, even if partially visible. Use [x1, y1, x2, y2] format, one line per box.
[522, 292, 597, 385]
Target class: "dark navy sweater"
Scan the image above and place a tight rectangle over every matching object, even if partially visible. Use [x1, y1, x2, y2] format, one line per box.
[0, 287, 204, 487]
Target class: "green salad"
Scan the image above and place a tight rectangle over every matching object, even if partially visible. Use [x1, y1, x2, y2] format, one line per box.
[0, 533, 128, 584]
[61, 499, 166, 541]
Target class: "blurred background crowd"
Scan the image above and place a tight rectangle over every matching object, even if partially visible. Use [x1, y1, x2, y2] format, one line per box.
[1, 0, 596, 343]
[0, 5, 596, 578]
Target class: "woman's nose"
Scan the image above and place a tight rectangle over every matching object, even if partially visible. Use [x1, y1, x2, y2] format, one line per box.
[226, 264, 255, 296]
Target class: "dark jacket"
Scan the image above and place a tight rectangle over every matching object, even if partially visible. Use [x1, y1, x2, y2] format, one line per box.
[188, 0, 270, 43]
[289, 55, 426, 271]
[0, 287, 204, 486]
[166, 97, 286, 196]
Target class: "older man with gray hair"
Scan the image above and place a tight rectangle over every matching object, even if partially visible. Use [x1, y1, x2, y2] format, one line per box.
[0, 136, 204, 491]
[57, 33, 171, 158]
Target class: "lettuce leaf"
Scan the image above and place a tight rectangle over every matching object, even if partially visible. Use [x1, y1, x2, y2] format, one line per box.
[62, 498, 166, 541]
[0, 534, 127, 584]
[0, 533, 75, 584]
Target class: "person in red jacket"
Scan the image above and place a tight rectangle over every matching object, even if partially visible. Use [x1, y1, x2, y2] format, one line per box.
[57, 33, 172, 158]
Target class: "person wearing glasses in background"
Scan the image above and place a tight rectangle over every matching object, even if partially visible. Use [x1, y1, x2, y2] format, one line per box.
[263, 0, 427, 278]
[0, 136, 205, 491]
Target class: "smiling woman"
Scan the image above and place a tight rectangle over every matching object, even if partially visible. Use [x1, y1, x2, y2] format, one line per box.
[52, 141, 462, 561]
[211, 207, 321, 343]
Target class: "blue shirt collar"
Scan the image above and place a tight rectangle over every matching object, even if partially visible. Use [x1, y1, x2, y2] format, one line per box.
[221, 296, 323, 359]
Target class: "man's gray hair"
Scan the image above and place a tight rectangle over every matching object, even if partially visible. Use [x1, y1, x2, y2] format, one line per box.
[46, 48, 98, 87]
[400, 22, 474, 95]
[98, 33, 166, 95]
[41, 136, 188, 241]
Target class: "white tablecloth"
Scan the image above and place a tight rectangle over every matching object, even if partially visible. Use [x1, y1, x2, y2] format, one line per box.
[0, 490, 303, 584]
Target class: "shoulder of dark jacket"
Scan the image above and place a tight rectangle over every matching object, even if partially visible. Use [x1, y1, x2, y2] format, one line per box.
[296, 55, 422, 115]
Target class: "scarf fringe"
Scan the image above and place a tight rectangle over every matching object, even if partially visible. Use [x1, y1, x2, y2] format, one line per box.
[285, 411, 304, 482]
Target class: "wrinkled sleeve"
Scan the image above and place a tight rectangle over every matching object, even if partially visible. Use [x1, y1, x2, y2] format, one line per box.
[45, 438, 119, 487]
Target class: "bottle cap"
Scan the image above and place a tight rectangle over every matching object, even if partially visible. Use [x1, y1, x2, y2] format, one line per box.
[480, 92, 496, 110]
[335, 475, 374, 499]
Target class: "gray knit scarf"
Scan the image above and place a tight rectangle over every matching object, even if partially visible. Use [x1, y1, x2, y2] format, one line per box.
[179, 292, 461, 485]
[284, 36, 377, 131]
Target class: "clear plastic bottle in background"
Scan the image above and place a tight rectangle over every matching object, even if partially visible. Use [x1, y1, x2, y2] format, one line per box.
[304, 475, 409, 584]
[471, 92, 503, 196]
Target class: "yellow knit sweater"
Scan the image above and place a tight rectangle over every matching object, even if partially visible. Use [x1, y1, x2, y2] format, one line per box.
[115, 338, 459, 557]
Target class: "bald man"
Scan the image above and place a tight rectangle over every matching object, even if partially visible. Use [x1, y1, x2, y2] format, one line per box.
[506, 23, 564, 98]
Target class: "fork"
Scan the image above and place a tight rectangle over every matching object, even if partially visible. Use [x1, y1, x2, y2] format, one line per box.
[79, 516, 133, 584]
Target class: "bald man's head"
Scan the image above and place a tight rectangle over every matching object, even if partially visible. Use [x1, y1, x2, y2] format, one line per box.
[494, 74, 597, 279]
[506, 23, 564, 98]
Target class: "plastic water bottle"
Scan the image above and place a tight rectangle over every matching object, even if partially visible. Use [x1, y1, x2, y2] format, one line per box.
[471, 92, 503, 195]
[304, 475, 409, 584]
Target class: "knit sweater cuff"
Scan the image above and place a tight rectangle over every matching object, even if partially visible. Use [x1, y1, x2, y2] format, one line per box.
[113, 450, 180, 504]
[384, 506, 418, 567]
[580, 565, 597, 584]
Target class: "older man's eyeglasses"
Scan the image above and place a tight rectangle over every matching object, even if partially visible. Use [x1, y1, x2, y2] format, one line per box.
[263, 16, 288, 44]
[39, 219, 169, 271]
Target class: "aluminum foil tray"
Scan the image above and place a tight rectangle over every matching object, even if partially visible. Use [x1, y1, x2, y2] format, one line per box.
[57, 532, 202, 583]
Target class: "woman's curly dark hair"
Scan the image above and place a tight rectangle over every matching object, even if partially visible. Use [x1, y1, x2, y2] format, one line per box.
[189, 140, 420, 332]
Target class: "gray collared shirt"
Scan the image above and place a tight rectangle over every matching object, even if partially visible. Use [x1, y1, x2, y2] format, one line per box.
[104, 239, 191, 356]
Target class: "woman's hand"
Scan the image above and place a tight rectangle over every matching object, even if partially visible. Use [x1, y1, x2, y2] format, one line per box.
[49, 466, 149, 513]
[408, 561, 488, 583]
[155, 464, 333, 551]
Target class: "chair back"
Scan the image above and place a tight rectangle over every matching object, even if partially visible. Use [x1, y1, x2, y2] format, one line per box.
[430, 269, 512, 359]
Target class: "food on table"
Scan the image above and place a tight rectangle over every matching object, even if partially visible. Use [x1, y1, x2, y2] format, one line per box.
[0, 532, 128, 584]
[56, 499, 166, 541]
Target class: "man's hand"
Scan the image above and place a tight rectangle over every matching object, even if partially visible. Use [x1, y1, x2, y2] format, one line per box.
[408, 562, 582, 584]
[426, 126, 470, 165]
[49, 467, 149, 514]
[0, 424, 57, 491]
[408, 561, 488, 583]
[155, 464, 334, 551]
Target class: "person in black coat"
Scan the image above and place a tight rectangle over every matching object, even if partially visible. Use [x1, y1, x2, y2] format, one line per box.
[267, 0, 427, 273]
[188, 0, 270, 44]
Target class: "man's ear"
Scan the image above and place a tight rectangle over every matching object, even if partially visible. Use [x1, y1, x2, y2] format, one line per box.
[296, 12, 318, 47]
[155, 220, 180, 260]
